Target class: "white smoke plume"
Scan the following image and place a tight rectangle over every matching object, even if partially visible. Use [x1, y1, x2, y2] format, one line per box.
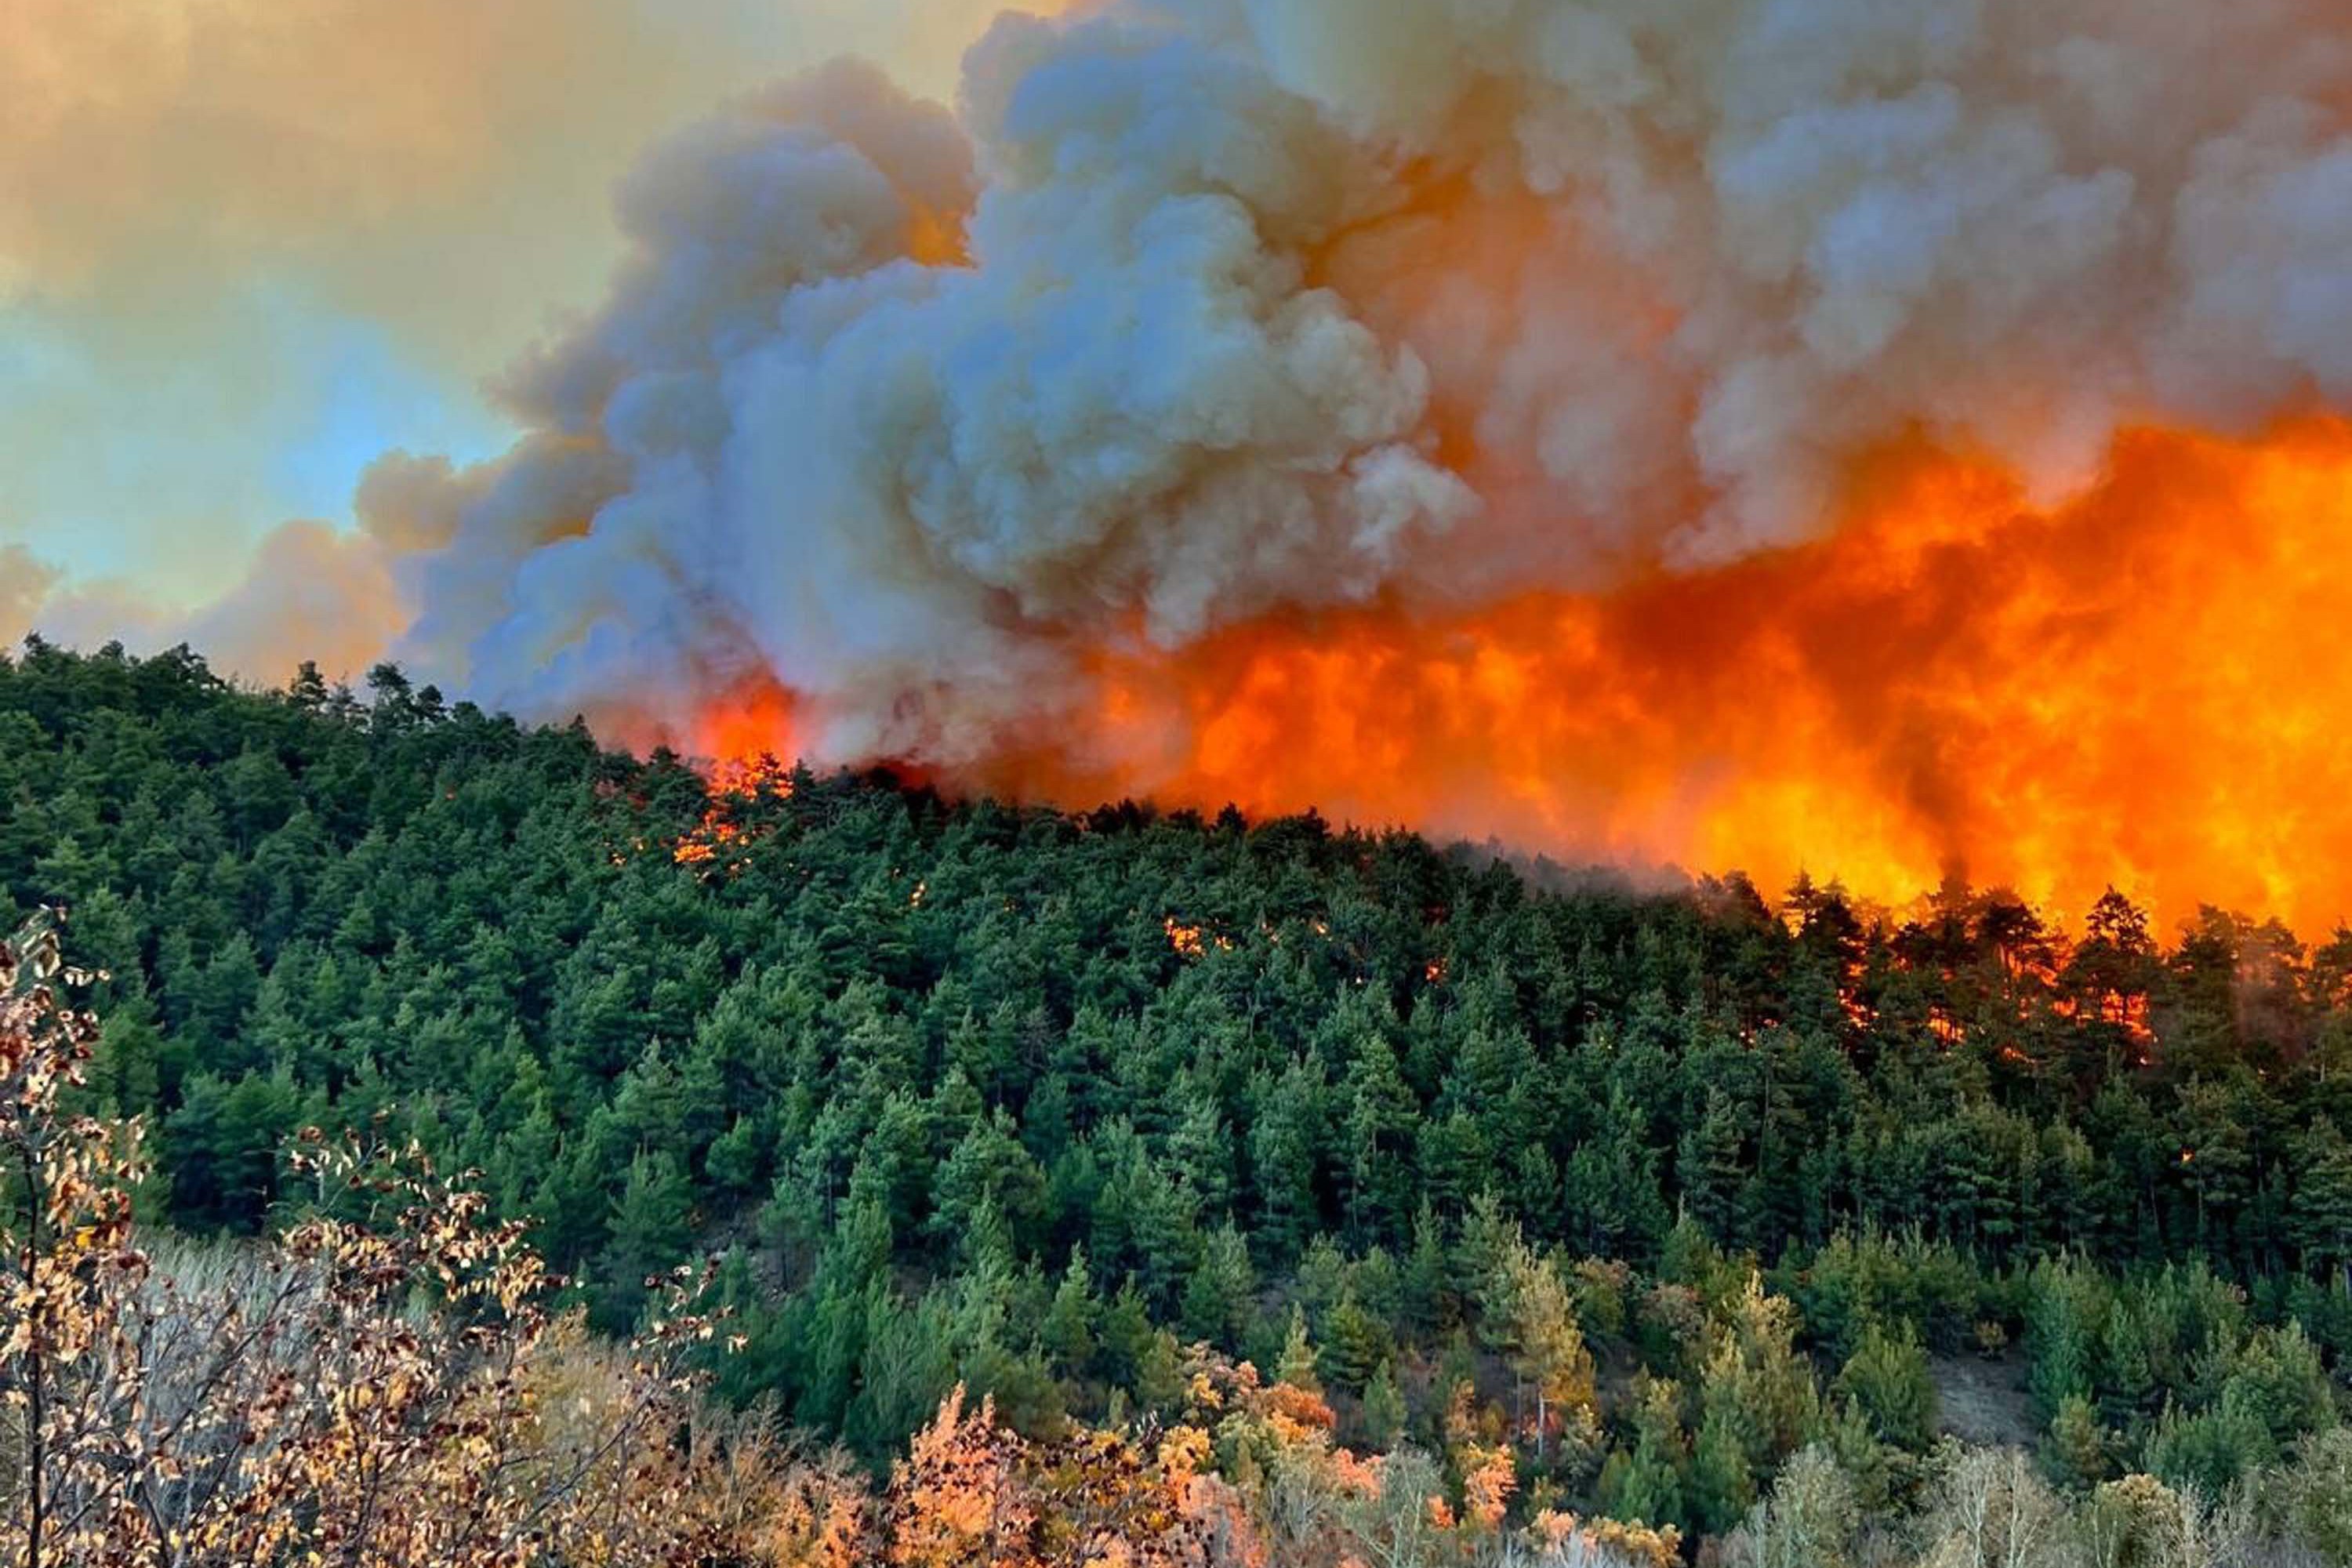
[38, 0, 2352, 777]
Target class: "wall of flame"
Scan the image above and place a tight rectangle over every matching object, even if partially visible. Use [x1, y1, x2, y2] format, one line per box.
[702, 417, 2352, 932]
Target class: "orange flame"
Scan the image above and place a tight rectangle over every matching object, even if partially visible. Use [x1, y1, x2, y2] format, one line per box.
[1039, 417, 2352, 935]
[689, 685, 799, 797]
[1165, 917, 1209, 960]
[691, 418, 2352, 935]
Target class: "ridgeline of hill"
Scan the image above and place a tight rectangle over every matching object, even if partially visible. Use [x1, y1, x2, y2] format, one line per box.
[5, 637, 2352, 1548]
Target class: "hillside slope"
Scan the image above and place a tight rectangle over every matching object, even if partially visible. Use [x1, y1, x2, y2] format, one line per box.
[5, 638, 2350, 1539]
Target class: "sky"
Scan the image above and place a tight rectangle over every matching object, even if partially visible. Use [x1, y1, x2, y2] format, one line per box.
[0, 0, 1026, 605]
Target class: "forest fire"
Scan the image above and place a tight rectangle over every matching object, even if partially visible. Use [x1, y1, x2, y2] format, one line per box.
[29, 1, 2352, 1558]
[1069, 418, 2352, 935]
[1163, 917, 1236, 960]
[670, 818, 747, 871]
[12, 0, 2343, 959]
[691, 418, 2352, 937]
[235, 0, 2342, 949]
[113, 0, 2326, 949]
[670, 748, 795, 873]
[689, 689, 800, 797]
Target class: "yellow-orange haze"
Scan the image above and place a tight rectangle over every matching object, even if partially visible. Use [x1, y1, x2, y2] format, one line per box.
[705, 419, 2352, 935]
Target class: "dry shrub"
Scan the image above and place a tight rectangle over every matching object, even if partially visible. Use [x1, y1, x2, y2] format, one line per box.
[0, 911, 853, 1568]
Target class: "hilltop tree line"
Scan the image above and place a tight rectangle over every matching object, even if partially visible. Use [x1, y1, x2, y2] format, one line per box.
[3, 637, 2350, 1558]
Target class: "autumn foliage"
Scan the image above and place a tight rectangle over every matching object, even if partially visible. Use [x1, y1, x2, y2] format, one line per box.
[0, 913, 803, 1567]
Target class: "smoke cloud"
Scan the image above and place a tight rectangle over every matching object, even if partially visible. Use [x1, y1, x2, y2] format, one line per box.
[339, 0, 2352, 766]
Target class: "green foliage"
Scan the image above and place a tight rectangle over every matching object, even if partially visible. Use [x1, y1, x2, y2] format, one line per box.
[2026, 1257, 2106, 1422]
[1599, 1376, 1691, 1533]
[2043, 1395, 2114, 1490]
[2144, 1387, 2278, 1496]
[1181, 1222, 1256, 1352]
[2204, 1323, 2337, 1451]
[1360, 1359, 1407, 1452]
[1688, 1409, 1759, 1536]
[1277, 1303, 1322, 1394]
[1318, 1290, 1389, 1395]
[1040, 1247, 1097, 1377]
[1834, 1323, 1939, 1453]
[2270, 1428, 2352, 1565]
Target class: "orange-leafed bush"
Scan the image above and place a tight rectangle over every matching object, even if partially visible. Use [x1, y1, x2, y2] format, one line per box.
[1529, 1509, 1685, 1568]
[882, 1382, 1254, 1566]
